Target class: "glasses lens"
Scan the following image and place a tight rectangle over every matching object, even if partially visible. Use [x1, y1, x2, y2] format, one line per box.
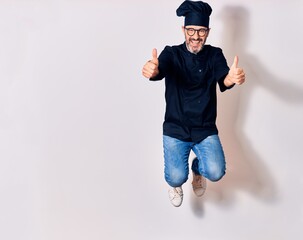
[186, 28, 195, 36]
[198, 29, 207, 37]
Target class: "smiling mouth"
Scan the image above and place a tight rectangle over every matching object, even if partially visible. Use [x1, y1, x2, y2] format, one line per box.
[190, 38, 202, 44]
[187, 38, 204, 53]
[190, 40, 202, 47]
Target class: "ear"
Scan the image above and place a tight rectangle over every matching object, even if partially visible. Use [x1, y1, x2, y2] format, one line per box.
[206, 28, 211, 37]
[181, 26, 185, 34]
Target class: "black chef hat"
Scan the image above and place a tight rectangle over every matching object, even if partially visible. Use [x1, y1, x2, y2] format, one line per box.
[176, 0, 212, 27]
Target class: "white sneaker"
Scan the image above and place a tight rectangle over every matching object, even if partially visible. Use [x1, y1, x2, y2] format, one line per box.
[192, 172, 207, 197]
[168, 187, 183, 207]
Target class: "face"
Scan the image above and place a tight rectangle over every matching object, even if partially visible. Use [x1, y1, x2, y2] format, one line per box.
[182, 25, 210, 54]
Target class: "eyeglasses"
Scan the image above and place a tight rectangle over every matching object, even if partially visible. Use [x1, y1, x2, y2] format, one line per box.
[184, 27, 209, 37]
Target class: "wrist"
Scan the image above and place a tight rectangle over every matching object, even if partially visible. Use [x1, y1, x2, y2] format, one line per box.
[224, 74, 234, 87]
[151, 69, 159, 78]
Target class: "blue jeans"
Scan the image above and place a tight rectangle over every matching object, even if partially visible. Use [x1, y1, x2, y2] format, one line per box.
[163, 135, 226, 187]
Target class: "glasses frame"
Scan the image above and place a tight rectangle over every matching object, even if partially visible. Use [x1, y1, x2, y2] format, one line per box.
[184, 27, 209, 37]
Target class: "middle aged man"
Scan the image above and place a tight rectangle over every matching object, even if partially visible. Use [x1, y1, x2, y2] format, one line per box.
[142, 0, 245, 207]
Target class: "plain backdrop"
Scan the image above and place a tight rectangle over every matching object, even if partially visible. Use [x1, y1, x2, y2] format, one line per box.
[0, 0, 303, 239]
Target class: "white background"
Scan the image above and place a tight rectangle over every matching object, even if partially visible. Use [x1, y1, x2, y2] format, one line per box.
[1, 0, 303, 239]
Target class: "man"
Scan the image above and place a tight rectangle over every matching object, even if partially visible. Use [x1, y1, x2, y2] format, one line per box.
[142, 0, 245, 207]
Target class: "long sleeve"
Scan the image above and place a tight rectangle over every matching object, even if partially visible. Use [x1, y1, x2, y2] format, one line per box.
[150, 46, 174, 81]
[213, 48, 234, 92]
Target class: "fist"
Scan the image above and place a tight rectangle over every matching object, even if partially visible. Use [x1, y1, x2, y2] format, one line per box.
[142, 48, 159, 79]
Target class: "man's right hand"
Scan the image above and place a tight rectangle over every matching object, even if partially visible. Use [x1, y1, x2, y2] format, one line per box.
[142, 48, 159, 79]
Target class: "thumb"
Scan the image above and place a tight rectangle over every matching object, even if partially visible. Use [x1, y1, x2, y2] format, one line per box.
[151, 48, 158, 65]
[231, 55, 239, 69]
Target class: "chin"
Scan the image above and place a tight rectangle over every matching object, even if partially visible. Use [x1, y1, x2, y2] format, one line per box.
[190, 46, 203, 54]
[186, 41, 204, 54]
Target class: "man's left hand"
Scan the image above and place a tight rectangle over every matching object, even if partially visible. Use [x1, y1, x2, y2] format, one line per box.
[225, 56, 246, 86]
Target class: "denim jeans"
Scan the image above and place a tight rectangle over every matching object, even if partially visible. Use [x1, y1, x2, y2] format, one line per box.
[163, 134, 226, 187]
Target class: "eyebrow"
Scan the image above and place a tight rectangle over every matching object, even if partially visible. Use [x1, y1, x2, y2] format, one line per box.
[185, 27, 208, 30]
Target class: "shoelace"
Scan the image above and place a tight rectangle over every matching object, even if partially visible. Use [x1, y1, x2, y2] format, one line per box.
[170, 188, 183, 199]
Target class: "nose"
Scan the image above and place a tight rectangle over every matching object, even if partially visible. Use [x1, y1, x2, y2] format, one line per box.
[193, 30, 200, 39]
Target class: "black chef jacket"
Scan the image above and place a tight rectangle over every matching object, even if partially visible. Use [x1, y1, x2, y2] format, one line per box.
[150, 42, 233, 143]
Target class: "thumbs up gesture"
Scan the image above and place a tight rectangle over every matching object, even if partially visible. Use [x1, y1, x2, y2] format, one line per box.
[225, 56, 246, 86]
[142, 48, 159, 79]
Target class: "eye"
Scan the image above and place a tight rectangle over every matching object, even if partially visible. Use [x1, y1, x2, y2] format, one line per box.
[199, 29, 206, 34]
